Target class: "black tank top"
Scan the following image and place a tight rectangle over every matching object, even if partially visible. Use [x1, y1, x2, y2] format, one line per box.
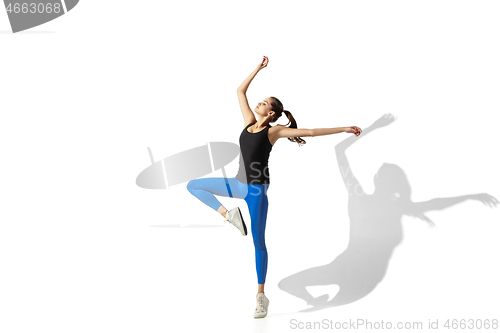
[235, 122, 273, 185]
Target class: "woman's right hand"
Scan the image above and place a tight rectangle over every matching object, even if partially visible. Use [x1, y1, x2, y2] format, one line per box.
[257, 56, 269, 70]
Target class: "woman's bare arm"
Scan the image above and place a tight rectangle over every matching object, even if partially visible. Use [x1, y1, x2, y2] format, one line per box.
[237, 57, 268, 126]
[311, 127, 347, 136]
[275, 126, 361, 139]
[237, 56, 268, 93]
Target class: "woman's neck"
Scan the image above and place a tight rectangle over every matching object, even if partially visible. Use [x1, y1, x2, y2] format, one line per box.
[255, 119, 269, 128]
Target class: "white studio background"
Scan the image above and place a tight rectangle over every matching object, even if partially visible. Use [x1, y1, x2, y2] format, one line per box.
[1, 1, 499, 333]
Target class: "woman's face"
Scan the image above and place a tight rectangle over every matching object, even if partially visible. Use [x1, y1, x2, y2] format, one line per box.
[255, 97, 274, 117]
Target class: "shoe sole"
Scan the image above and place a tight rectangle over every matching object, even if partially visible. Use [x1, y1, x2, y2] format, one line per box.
[236, 207, 247, 236]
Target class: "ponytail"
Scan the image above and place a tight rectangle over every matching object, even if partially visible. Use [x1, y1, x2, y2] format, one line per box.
[270, 97, 306, 147]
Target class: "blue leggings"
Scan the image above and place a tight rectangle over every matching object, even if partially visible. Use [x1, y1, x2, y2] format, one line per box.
[186, 177, 269, 284]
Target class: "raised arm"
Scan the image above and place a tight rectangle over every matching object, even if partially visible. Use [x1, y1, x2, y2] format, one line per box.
[332, 125, 365, 194]
[336, 149, 365, 196]
[334, 114, 396, 195]
[236, 56, 268, 127]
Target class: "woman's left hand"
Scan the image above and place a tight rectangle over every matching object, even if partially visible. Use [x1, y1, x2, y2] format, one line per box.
[257, 56, 269, 70]
[345, 126, 362, 137]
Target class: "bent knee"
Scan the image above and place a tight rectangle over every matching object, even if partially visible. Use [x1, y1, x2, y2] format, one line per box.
[186, 180, 196, 192]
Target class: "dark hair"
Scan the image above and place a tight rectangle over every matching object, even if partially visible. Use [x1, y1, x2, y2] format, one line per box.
[269, 96, 306, 147]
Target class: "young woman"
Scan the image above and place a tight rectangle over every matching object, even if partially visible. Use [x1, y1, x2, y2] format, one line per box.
[186, 56, 362, 318]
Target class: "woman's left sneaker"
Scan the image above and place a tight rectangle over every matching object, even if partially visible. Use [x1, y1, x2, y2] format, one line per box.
[254, 293, 269, 318]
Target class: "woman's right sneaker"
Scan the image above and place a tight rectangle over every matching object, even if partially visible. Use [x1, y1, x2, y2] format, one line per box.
[224, 207, 247, 236]
[254, 293, 269, 318]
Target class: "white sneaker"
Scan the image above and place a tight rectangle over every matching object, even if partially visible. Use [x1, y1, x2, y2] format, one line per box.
[224, 207, 247, 236]
[254, 293, 269, 318]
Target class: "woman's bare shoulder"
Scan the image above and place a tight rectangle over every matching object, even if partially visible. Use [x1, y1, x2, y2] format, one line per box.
[269, 124, 284, 131]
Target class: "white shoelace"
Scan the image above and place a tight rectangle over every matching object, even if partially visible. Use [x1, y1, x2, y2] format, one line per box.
[256, 295, 264, 313]
[225, 215, 235, 226]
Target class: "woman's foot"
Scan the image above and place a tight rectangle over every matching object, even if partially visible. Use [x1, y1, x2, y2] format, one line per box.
[254, 293, 269, 318]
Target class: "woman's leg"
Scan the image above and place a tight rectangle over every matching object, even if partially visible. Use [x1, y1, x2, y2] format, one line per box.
[245, 184, 270, 295]
[186, 177, 247, 216]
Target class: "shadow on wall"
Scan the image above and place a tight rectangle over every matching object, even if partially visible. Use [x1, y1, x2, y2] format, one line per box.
[277, 114, 498, 313]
